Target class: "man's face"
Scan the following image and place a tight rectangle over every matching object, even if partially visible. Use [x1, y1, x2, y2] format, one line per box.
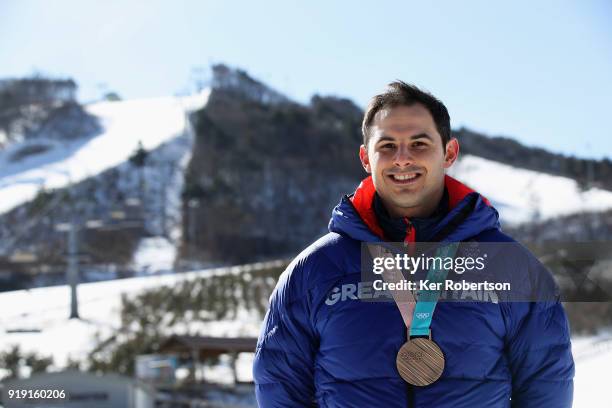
[359, 104, 459, 218]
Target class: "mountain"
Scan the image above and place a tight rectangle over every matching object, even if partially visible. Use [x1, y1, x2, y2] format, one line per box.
[1, 66, 611, 290]
[455, 127, 612, 191]
[181, 70, 364, 264]
[182, 65, 612, 265]
[0, 77, 94, 147]
[447, 155, 612, 224]
[0, 81, 209, 289]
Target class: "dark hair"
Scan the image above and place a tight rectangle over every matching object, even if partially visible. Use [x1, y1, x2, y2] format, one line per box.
[362, 81, 451, 147]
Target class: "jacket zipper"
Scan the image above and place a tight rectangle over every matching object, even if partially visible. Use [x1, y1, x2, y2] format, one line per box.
[403, 218, 416, 243]
[404, 218, 415, 407]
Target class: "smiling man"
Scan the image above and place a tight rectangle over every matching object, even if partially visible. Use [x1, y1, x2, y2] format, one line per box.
[360, 103, 456, 220]
[253, 81, 574, 407]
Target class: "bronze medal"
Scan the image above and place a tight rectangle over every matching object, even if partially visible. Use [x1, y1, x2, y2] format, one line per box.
[396, 338, 445, 386]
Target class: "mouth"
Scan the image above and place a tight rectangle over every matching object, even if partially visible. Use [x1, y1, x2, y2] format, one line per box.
[387, 172, 423, 185]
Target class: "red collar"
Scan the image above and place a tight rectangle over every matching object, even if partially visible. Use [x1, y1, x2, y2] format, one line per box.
[349, 175, 490, 240]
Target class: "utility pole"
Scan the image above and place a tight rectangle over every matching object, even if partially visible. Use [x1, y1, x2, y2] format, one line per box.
[55, 216, 80, 319]
[159, 162, 169, 238]
[67, 216, 80, 319]
[55, 174, 80, 320]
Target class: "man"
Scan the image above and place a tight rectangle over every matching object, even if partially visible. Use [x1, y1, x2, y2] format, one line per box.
[253, 81, 574, 407]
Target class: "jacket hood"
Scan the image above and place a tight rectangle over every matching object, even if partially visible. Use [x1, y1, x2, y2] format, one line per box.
[328, 175, 500, 243]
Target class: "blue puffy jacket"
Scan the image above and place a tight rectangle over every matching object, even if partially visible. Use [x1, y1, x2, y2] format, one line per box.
[253, 176, 574, 407]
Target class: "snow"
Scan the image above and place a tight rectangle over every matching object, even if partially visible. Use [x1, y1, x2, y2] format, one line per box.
[0, 261, 282, 369]
[0, 268, 610, 405]
[0, 89, 210, 215]
[448, 154, 612, 224]
[131, 237, 177, 275]
[571, 333, 612, 407]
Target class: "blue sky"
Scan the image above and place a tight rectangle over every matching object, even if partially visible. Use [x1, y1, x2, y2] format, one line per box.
[1, 0, 611, 159]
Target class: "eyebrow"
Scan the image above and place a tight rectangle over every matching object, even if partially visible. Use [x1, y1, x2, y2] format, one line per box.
[376, 133, 433, 143]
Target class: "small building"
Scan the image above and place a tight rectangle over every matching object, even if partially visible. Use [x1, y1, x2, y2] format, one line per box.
[1, 370, 155, 408]
[158, 335, 257, 384]
[135, 354, 178, 386]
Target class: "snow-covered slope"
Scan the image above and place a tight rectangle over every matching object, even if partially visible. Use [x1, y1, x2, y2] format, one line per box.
[0, 90, 210, 214]
[1, 88, 610, 225]
[0, 261, 282, 369]
[0, 270, 608, 406]
[448, 154, 612, 225]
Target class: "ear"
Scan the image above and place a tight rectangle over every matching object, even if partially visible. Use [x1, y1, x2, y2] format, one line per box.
[359, 144, 371, 173]
[443, 138, 459, 169]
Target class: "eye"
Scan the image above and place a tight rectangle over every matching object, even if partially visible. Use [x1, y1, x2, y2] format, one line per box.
[379, 143, 396, 150]
[412, 141, 428, 148]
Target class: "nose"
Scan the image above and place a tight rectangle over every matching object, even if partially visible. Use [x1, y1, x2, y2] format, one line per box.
[393, 144, 414, 167]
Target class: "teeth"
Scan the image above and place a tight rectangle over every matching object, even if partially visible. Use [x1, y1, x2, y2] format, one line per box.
[393, 174, 418, 181]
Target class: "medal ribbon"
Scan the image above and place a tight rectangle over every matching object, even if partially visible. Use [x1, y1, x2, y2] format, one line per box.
[409, 242, 459, 337]
[367, 244, 416, 336]
[368, 242, 459, 337]
[382, 265, 416, 337]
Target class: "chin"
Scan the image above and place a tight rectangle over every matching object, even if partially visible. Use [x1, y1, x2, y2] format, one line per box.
[394, 199, 423, 210]
[392, 185, 426, 198]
